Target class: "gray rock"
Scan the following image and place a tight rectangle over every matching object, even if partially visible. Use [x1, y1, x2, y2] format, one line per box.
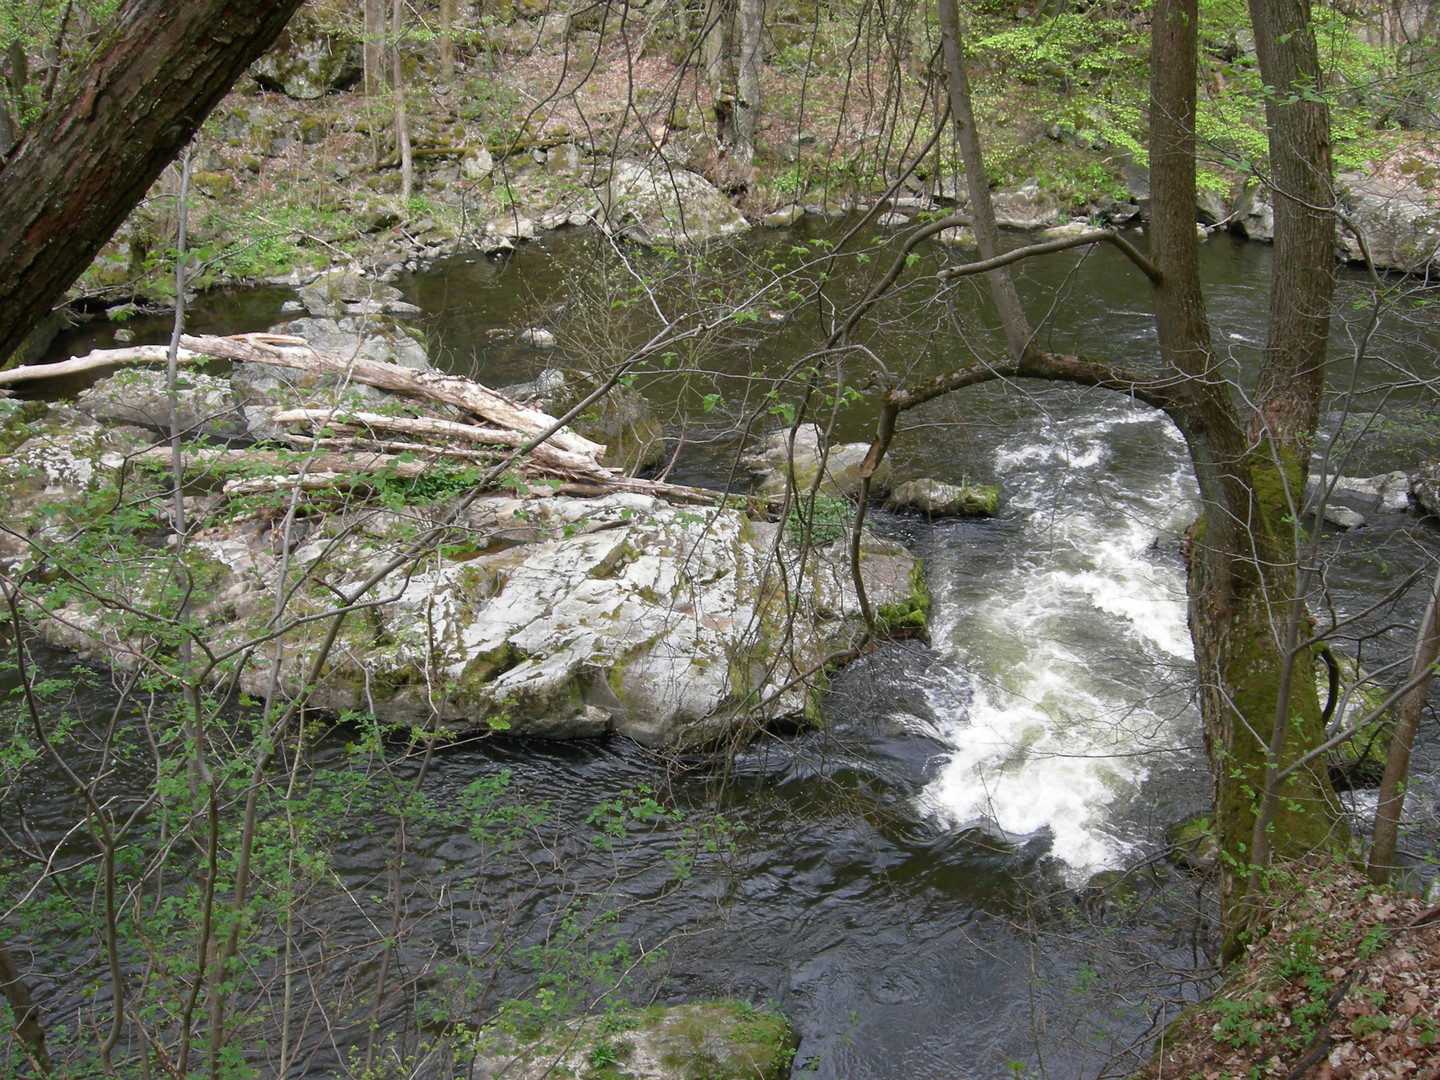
[885, 478, 998, 517]
[1336, 171, 1440, 273]
[231, 317, 432, 441]
[743, 423, 892, 498]
[75, 370, 248, 441]
[1037, 220, 1097, 242]
[1305, 470, 1410, 514]
[1413, 463, 1440, 517]
[197, 494, 924, 746]
[251, 23, 362, 99]
[471, 1002, 797, 1080]
[486, 214, 536, 241]
[763, 204, 805, 227]
[1234, 182, 1274, 242]
[296, 269, 414, 319]
[1197, 188, 1230, 226]
[991, 179, 1059, 230]
[596, 160, 749, 246]
[518, 327, 557, 348]
[876, 211, 911, 227]
[936, 225, 977, 247]
[1322, 505, 1366, 529]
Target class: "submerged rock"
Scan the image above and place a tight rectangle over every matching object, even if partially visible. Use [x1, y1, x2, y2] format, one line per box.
[471, 1001, 798, 1080]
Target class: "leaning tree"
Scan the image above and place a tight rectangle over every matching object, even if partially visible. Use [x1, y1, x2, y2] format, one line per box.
[0, 0, 308, 364]
[834, 0, 1348, 959]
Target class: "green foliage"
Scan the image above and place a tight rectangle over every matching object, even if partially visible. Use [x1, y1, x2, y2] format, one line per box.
[784, 493, 852, 548]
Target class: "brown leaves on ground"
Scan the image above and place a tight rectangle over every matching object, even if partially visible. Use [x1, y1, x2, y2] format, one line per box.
[1143, 865, 1440, 1080]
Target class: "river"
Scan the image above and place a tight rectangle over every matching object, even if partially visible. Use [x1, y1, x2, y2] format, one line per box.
[15, 222, 1440, 1078]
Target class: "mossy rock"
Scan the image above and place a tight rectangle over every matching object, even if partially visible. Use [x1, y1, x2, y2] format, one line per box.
[1317, 652, 1392, 790]
[190, 171, 233, 199]
[877, 559, 930, 637]
[1165, 815, 1219, 874]
[474, 1001, 797, 1080]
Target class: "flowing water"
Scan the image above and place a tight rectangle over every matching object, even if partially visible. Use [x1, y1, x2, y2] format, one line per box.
[16, 225, 1440, 1077]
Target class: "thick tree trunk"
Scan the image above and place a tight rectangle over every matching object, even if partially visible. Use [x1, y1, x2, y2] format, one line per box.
[1147, 0, 1345, 961]
[1247, 0, 1336, 457]
[0, 0, 306, 366]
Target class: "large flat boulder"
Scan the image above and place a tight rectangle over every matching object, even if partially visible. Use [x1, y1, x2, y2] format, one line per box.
[596, 161, 750, 247]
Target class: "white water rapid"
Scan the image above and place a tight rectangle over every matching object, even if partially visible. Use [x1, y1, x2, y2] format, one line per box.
[914, 394, 1202, 878]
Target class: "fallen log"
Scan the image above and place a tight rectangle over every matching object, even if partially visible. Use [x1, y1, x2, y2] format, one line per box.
[178, 333, 606, 459]
[0, 345, 205, 386]
[270, 406, 610, 479]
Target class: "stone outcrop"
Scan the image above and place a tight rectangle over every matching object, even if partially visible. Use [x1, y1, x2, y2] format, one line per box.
[1413, 461, 1440, 518]
[251, 15, 362, 99]
[1, 350, 925, 751]
[885, 478, 998, 518]
[991, 179, 1060, 230]
[1335, 170, 1440, 272]
[595, 161, 750, 247]
[742, 424, 891, 499]
[188, 492, 923, 747]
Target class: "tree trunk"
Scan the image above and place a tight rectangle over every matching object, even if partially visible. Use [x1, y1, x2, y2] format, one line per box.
[733, 0, 763, 164]
[392, 0, 413, 203]
[439, 0, 456, 82]
[1367, 560, 1440, 883]
[364, 0, 385, 94]
[1247, 0, 1336, 457]
[704, 0, 738, 147]
[1148, 0, 1344, 962]
[0, 938, 50, 1074]
[0, 0, 307, 365]
[935, 0, 1032, 362]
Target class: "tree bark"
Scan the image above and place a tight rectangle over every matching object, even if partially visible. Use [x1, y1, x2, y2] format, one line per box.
[1247, 0, 1336, 457]
[1146, 0, 1345, 960]
[935, 0, 1033, 362]
[0, 938, 50, 1074]
[0, 0, 307, 365]
[363, 0, 385, 94]
[392, 0, 413, 203]
[733, 0, 763, 164]
[1367, 560, 1440, 883]
[439, 0, 456, 82]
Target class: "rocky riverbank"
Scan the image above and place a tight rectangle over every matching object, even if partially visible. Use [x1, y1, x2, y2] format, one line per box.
[0, 316, 929, 749]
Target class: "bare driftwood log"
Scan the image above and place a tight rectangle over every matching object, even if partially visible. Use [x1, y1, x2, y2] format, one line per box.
[0, 344, 205, 386]
[270, 407, 610, 479]
[39, 334, 760, 509]
[177, 333, 606, 458]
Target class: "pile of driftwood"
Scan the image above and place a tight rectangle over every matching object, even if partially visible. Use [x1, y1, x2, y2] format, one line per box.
[2, 332, 737, 506]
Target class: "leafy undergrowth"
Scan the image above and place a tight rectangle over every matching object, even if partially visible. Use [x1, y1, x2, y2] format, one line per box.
[1145, 864, 1440, 1080]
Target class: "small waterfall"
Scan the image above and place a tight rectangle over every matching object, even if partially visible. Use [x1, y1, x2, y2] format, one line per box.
[915, 396, 1202, 877]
